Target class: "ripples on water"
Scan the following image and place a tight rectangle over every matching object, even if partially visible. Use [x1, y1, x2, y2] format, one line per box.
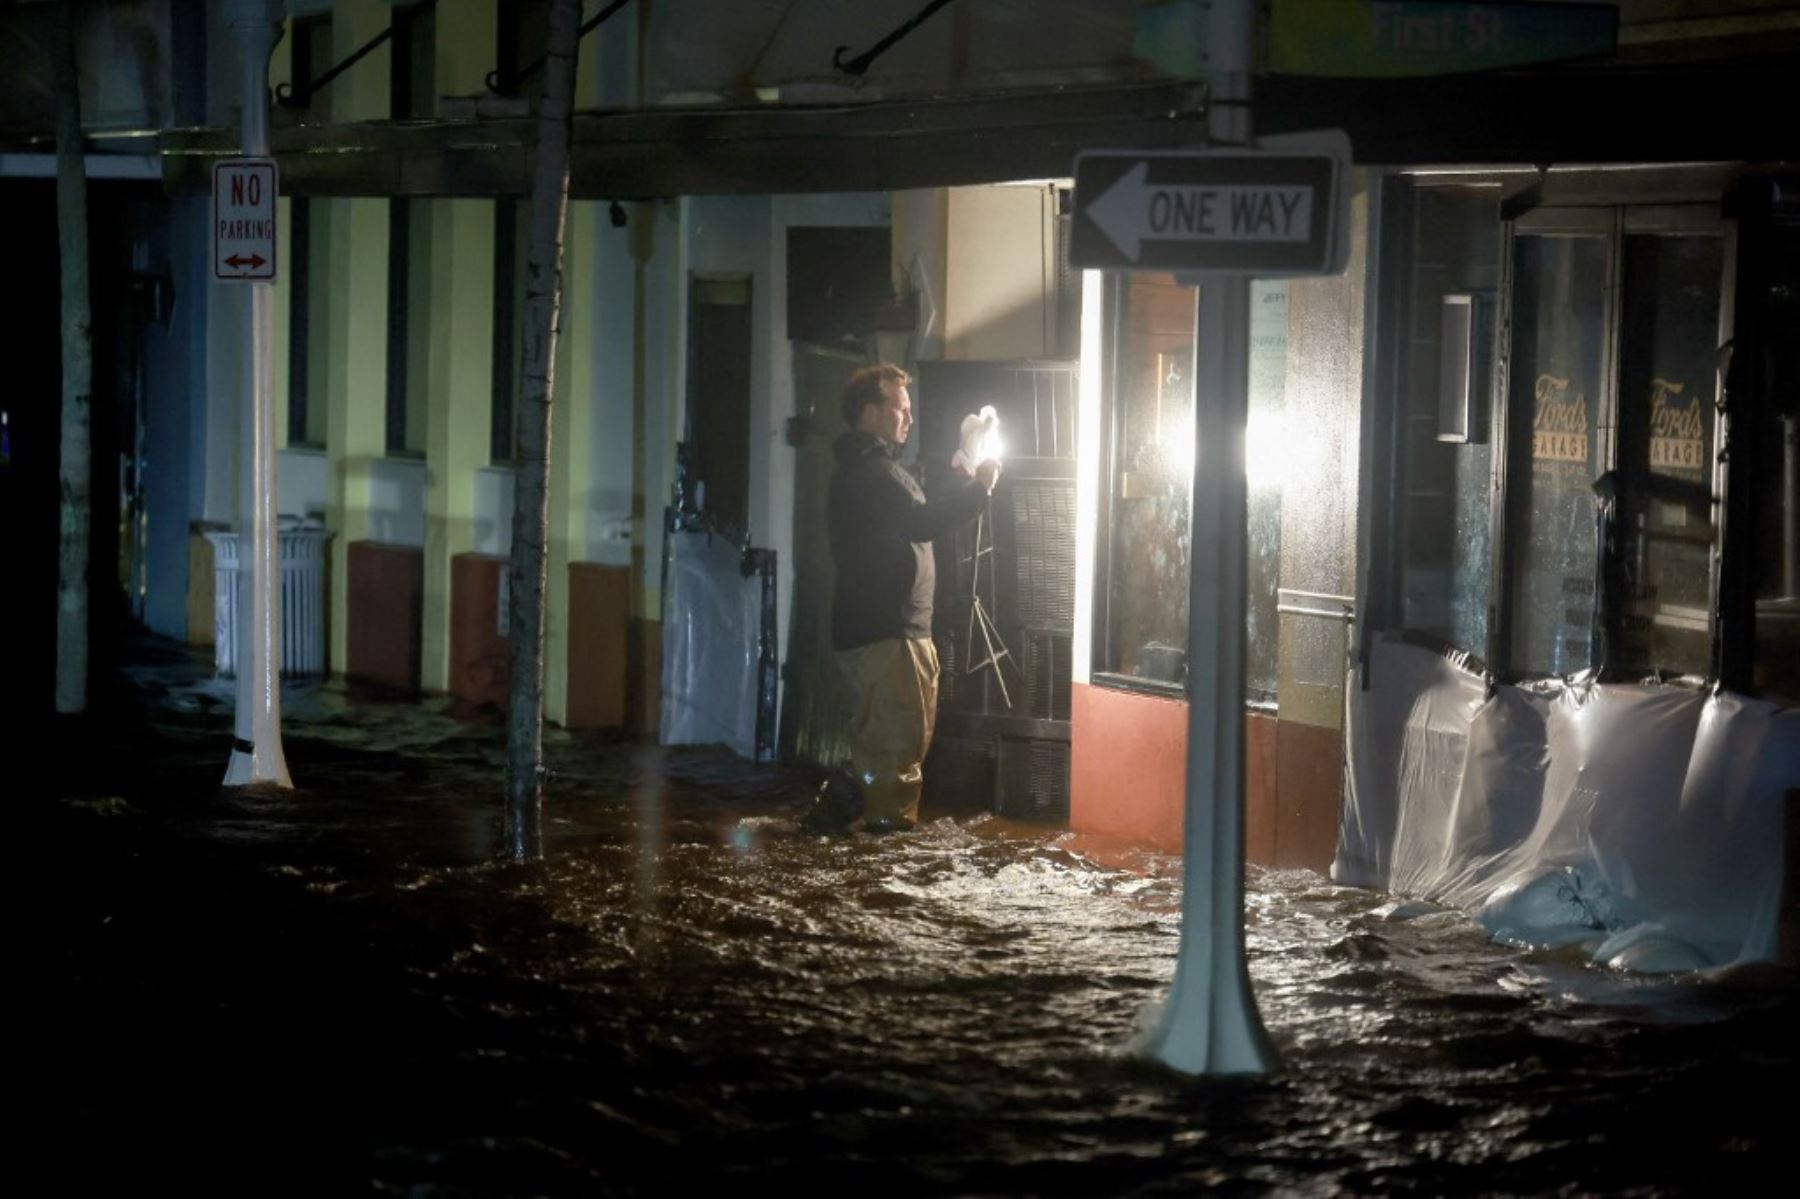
[45, 659, 1798, 1195]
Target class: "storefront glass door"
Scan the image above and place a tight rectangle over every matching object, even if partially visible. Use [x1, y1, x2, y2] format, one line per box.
[1615, 214, 1726, 676]
[1500, 205, 1728, 680]
[1504, 213, 1612, 677]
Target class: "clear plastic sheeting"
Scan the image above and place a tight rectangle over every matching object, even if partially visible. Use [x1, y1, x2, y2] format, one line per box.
[660, 530, 764, 761]
[1336, 639, 1800, 970]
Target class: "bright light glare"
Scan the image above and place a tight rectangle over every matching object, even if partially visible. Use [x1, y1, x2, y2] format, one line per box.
[1163, 415, 1195, 480]
[1160, 409, 1286, 490]
[1245, 408, 1287, 491]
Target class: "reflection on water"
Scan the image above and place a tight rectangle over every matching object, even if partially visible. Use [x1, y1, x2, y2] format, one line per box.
[41, 646, 1796, 1194]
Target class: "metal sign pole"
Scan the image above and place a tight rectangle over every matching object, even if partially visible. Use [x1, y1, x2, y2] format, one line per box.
[1147, 0, 1277, 1075]
[223, 0, 291, 788]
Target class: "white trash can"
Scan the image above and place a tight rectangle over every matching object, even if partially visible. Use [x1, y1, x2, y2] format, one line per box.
[205, 518, 331, 678]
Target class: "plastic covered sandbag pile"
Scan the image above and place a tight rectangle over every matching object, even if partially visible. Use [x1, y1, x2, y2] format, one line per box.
[660, 530, 764, 761]
[1334, 639, 1799, 971]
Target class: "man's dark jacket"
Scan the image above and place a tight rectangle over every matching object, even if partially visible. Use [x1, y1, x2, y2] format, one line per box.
[828, 430, 987, 652]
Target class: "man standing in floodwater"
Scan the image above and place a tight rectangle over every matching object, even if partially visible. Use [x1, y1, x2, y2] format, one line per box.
[822, 364, 1001, 832]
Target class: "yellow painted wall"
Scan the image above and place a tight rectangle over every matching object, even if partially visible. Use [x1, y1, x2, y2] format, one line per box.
[420, 199, 496, 693]
[322, 195, 389, 673]
[269, 0, 617, 704]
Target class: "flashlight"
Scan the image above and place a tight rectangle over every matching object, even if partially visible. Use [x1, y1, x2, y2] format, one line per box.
[952, 405, 1003, 474]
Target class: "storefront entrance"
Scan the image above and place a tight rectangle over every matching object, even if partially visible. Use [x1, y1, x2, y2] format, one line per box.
[1500, 204, 1727, 681]
[1381, 167, 1797, 702]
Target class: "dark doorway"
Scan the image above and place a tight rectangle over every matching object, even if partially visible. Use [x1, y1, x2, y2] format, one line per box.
[683, 275, 753, 540]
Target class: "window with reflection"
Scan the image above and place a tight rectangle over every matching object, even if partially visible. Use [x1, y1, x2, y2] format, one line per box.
[1094, 275, 1285, 698]
[1099, 274, 1197, 690]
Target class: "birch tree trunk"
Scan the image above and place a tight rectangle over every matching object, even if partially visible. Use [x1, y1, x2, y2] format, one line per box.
[54, 0, 92, 716]
[505, 0, 582, 857]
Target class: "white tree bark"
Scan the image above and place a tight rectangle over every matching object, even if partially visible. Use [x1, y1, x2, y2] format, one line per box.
[505, 0, 582, 857]
[54, 0, 92, 716]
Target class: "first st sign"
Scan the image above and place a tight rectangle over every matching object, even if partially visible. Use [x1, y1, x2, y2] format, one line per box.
[213, 158, 277, 282]
[1070, 133, 1350, 277]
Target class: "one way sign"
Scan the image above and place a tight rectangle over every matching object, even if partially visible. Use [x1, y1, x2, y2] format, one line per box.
[1070, 132, 1350, 277]
[213, 158, 278, 282]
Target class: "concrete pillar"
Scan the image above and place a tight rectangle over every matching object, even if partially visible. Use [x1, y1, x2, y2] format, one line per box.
[621, 199, 689, 733]
[319, 0, 392, 674]
[639, 200, 687, 627]
[321, 198, 388, 673]
[420, 0, 497, 693]
[541, 9, 612, 725]
[421, 202, 496, 693]
[591, 225, 637, 560]
[546, 200, 598, 725]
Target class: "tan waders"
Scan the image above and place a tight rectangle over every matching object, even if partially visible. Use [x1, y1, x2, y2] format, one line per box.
[837, 636, 940, 827]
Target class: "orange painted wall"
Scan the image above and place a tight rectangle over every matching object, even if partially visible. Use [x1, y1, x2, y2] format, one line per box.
[1245, 711, 1279, 865]
[346, 541, 423, 693]
[1275, 719, 1343, 872]
[566, 562, 630, 729]
[1071, 681, 1304, 867]
[449, 552, 510, 708]
[1070, 682, 1189, 850]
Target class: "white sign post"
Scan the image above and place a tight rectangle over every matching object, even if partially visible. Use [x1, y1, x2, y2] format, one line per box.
[1069, 2, 1347, 1079]
[221, 0, 291, 790]
[212, 158, 278, 282]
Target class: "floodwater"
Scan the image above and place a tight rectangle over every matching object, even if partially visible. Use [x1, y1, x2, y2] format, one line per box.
[41, 642, 1796, 1195]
